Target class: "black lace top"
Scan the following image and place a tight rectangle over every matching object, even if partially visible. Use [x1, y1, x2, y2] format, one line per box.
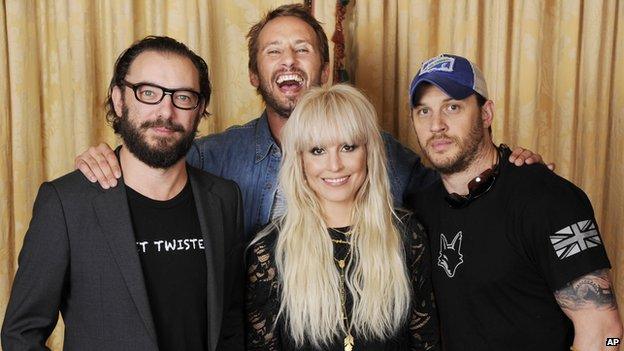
[245, 213, 439, 350]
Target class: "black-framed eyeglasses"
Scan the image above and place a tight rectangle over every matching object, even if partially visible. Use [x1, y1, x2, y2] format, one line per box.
[122, 80, 203, 110]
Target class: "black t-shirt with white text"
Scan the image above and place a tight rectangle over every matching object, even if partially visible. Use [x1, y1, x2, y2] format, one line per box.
[413, 150, 611, 351]
[127, 181, 207, 351]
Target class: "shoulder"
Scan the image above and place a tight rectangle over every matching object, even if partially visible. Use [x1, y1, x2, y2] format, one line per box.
[46, 169, 105, 199]
[395, 209, 427, 246]
[380, 131, 401, 144]
[249, 223, 278, 250]
[188, 118, 261, 168]
[395, 208, 416, 227]
[395, 210, 431, 275]
[380, 131, 414, 158]
[193, 118, 259, 147]
[246, 223, 279, 264]
[503, 163, 592, 209]
[26, 171, 105, 240]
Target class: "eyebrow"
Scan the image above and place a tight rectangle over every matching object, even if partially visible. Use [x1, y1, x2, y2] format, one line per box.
[262, 39, 313, 49]
[414, 97, 454, 107]
[294, 39, 312, 45]
[262, 40, 282, 48]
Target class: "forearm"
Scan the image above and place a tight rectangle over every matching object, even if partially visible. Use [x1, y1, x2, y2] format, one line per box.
[571, 310, 622, 350]
[555, 269, 623, 350]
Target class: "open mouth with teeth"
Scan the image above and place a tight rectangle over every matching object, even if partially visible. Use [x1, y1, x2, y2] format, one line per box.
[276, 73, 304, 93]
[323, 175, 350, 186]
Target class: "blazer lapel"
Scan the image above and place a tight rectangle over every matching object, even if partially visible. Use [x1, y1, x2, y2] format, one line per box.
[92, 182, 158, 345]
[189, 168, 225, 351]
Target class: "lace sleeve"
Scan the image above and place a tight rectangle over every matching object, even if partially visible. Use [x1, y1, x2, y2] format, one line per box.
[405, 215, 440, 351]
[246, 235, 281, 350]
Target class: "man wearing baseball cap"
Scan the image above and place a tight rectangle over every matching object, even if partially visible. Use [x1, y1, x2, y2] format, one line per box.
[409, 54, 622, 350]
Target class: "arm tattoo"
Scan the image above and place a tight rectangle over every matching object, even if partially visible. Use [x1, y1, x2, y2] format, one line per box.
[554, 269, 618, 311]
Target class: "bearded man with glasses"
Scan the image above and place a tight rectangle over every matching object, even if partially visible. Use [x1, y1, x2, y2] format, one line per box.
[1, 36, 245, 351]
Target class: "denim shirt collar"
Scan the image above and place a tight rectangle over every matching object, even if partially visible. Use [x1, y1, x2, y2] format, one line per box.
[254, 110, 280, 163]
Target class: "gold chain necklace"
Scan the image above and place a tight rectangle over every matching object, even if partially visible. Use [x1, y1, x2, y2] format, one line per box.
[331, 227, 352, 236]
[333, 240, 354, 351]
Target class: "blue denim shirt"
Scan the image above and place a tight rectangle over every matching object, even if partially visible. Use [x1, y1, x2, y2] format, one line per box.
[187, 111, 438, 239]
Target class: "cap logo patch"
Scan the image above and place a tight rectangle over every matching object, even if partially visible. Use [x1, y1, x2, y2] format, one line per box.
[419, 56, 455, 76]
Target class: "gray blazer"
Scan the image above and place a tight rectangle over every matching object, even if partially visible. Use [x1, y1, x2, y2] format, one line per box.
[1, 166, 245, 351]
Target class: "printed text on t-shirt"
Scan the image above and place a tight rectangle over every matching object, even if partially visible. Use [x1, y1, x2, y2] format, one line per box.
[136, 238, 205, 253]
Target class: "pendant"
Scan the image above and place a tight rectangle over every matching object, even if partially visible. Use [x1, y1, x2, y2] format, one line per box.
[338, 259, 345, 268]
[344, 333, 354, 351]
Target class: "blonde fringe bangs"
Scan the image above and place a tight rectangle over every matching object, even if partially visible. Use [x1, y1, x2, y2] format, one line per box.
[287, 86, 374, 153]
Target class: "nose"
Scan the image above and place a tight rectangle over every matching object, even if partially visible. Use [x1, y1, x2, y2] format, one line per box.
[157, 93, 175, 118]
[280, 47, 295, 68]
[430, 111, 447, 133]
[327, 150, 344, 172]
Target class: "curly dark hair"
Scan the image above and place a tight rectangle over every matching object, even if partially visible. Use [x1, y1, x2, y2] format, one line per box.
[246, 3, 329, 76]
[105, 36, 211, 133]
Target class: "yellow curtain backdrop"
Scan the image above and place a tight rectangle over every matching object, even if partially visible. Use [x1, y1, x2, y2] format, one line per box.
[0, 0, 622, 349]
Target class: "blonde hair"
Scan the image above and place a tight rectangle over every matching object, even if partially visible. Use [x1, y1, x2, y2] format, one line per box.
[271, 84, 411, 347]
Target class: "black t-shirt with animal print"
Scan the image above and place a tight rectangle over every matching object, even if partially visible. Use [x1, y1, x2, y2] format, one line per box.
[412, 148, 610, 351]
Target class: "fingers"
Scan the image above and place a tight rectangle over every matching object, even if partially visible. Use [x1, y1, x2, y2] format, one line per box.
[74, 142, 120, 189]
[75, 155, 98, 183]
[508, 147, 542, 166]
[100, 143, 122, 179]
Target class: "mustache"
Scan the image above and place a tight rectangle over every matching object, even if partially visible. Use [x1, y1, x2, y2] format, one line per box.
[139, 118, 184, 133]
[427, 134, 457, 146]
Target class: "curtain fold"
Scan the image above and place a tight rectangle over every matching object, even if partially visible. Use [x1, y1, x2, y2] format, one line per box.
[1, 1, 622, 349]
[0, 0, 14, 331]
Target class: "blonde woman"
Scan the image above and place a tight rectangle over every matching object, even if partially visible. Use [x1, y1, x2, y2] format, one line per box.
[246, 84, 438, 350]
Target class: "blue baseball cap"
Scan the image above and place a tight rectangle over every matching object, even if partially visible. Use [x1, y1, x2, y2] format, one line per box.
[409, 54, 489, 107]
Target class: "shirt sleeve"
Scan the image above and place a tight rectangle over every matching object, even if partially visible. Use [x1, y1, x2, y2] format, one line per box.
[245, 234, 281, 350]
[403, 214, 440, 351]
[521, 177, 611, 291]
[186, 135, 222, 173]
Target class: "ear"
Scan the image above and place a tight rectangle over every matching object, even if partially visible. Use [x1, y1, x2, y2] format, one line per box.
[440, 234, 448, 248]
[320, 62, 330, 85]
[481, 100, 494, 128]
[192, 100, 207, 129]
[111, 86, 124, 117]
[451, 232, 463, 251]
[249, 71, 260, 88]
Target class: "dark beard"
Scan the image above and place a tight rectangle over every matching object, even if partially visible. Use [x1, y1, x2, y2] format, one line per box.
[117, 106, 198, 169]
[420, 116, 484, 175]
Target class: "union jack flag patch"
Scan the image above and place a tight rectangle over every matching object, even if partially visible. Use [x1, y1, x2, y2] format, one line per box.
[550, 220, 602, 260]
